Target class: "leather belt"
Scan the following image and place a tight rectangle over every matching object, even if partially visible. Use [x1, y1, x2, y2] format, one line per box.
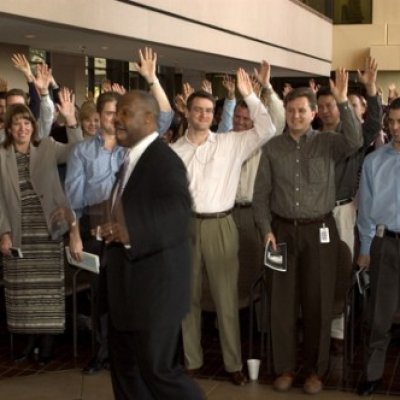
[234, 202, 252, 208]
[193, 209, 232, 219]
[384, 229, 400, 239]
[335, 198, 352, 207]
[273, 212, 332, 226]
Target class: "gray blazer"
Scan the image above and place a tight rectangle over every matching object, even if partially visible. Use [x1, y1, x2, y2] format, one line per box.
[0, 127, 83, 246]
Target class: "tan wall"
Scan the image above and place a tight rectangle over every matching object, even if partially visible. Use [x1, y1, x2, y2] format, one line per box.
[0, 0, 332, 76]
[0, 43, 31, 91]
[333, 0, 400, 72]
[50, 53, 86, 105]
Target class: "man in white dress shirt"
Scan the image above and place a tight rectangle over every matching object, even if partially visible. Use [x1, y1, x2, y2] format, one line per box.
[171, 66, 276, 385]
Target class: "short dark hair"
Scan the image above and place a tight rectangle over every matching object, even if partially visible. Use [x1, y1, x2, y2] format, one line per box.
[388, 97, 400, 111]
[3, 103, 39, 148]
[96, 92, 120, 114]
[186, 90, 216, 111]
[234, 99, 248, 111]
[5, 88, 28, 105]
[284, 87, 317, 111]
[118, 90, 160, 121]
[316, 86, 333, 100]
[0, 91, 6, 100]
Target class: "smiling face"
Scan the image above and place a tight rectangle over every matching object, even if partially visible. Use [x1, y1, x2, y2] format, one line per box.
[285, 96, 316, 138]
[81, 112, 100, 137]
[115, 93, 158, 148]
[233, 105, 253, 131]
[186, 97, 214, 133]
[99, 100, 117, 135]
[317, 94, 340, 130]
[8, 114, 34, 148]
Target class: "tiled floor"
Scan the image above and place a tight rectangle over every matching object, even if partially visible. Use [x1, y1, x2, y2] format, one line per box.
[0, 302, 399, 398]
[0, 369, 396, 400]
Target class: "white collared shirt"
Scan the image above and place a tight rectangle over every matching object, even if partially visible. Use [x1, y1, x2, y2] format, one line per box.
[112, 132, 158, 209]
[171, 93, 275, 213]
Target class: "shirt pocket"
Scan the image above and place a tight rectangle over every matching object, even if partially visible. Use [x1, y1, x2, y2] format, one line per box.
[307, 157, 326, 184]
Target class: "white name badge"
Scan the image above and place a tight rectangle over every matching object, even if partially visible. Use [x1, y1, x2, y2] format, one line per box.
[319, 223, 330, 244]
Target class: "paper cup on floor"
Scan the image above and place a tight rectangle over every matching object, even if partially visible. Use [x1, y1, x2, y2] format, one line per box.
[247, 358, 261, 381]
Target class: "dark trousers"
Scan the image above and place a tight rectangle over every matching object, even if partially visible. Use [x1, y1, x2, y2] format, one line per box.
[108, 319, 204, 400]
[366, 235, 400, 380]
[81, 221, 108, 362]
[269, 215, 339, 376]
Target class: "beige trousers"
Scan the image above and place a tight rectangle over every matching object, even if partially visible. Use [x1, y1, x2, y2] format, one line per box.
[182, 215, 243, 372]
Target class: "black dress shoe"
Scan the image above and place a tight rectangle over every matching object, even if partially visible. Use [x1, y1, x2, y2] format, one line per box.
[357, 379, 382, 396]
[38, 355, 53, 366]
[14, 353, 30, 363]
[82, 358, 107, 375]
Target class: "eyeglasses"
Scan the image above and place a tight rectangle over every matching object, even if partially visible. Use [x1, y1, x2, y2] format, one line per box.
[191, 106, 214, 115]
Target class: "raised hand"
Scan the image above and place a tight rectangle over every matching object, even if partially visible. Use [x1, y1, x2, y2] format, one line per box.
[329, 68, 348, 103]
[34, 63, 52, 94]
[308, 78, 320, 94]
[282, 83, 293, 98]
[182, 82, 194, 102]
[101, 78, 112, 93]
[11, 53, 34, 82]
[253, 60, 271, 88]
[236, 68, 253, 98]
[222, 74, 235, 99]
[57, 87, 77, 126]
[357, 56, 378, 95]
[111, 83, 127, 95]
[133, 47, 157, 83]
[388, 83, 399, 103]
[174, 94, 186, 114]
[201, 79, 212, 94]
[251, 75, 262, 97]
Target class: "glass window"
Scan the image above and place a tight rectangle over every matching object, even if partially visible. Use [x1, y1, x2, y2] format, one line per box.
[298, 0, 372, 24]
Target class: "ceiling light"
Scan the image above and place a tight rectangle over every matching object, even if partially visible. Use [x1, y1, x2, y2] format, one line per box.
[25, 34, 36, 39]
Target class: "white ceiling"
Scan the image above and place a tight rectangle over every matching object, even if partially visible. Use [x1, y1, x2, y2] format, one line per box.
[0, 13, 316, 78]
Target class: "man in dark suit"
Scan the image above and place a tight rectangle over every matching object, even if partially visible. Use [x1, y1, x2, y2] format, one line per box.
[99, 90, 204, 400]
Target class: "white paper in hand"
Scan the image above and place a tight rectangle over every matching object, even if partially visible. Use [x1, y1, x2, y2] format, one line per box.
[264, 242, 287, 272]
[65, 246, 100, 274]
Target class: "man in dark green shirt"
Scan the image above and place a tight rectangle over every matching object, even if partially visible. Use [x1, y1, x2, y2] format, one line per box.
[253, 69, 362, 395]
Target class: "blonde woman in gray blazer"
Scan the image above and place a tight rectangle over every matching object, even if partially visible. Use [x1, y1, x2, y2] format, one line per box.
[0, 89, 82, 364]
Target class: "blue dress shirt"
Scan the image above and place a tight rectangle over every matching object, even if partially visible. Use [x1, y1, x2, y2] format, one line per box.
[65, 111, 173, 217]
[65, 133, 125, 218]
[358, 142, 400, 255]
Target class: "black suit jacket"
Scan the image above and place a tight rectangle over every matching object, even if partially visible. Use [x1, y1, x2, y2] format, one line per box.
[106, 138, 192, 331]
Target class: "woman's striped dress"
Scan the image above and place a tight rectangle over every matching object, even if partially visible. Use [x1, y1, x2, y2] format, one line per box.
[3, 152, 65, 334]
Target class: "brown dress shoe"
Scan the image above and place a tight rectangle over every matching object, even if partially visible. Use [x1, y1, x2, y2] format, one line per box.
[230, 371, 248, 386]
[273, 373, 294, 391]
[185, 368, 200, 377]
[303, 373, 323, 395]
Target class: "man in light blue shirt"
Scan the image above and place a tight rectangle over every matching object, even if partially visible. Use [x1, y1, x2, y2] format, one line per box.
[357, 97, 400, 396]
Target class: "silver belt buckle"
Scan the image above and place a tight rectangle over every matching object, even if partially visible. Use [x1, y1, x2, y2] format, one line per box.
[376, 224, 386, 238]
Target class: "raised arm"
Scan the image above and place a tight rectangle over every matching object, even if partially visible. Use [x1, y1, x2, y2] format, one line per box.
[235, 67, 276, 159]
[217, 75, 236, 133]
[53, 87, 83, 163]
[133, 47, 173, 133]
[358, 57, 383, 147]
[11, 53, 40, 119]
[35, 63, 55, 139]
[256, 60, 285, 135]
[330, 68, 363, 156]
